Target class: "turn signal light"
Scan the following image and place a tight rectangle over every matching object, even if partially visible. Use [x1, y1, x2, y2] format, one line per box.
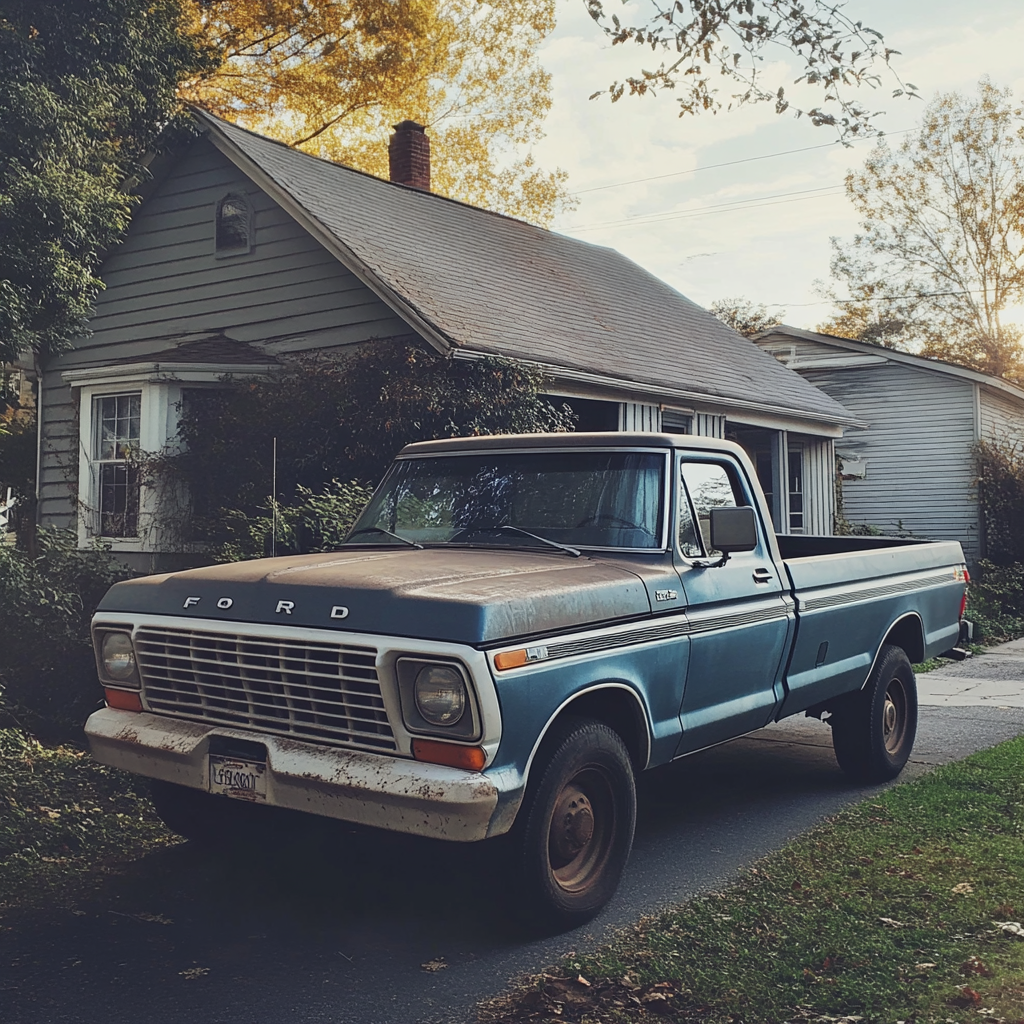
[493, 649, 528, 670]
[412, 738, 486, 771]
[104, 688, 143, 712]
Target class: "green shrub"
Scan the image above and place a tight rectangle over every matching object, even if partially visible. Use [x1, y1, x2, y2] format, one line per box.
[967, 559, 1024, 643]
[976, 438, 1024, 565]
[0, 529, 132, 740]
[215, 479, 374, 562]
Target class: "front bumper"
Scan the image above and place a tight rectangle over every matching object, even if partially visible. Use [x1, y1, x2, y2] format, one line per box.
[85, 708, 500, 842]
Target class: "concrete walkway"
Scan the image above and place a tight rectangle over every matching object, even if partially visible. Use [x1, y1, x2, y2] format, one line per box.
[917, 637, 1024, 707]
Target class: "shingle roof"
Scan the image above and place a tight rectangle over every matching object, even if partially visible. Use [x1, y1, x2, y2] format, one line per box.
[197, 112, 856, 427]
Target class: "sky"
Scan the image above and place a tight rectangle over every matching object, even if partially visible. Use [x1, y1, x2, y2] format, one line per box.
[530, 0, 1024, 330]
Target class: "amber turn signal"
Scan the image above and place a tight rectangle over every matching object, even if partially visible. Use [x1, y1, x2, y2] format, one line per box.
[104, 688, 143, 712]
[493, 649, 528, 671]
[412, 738, 486, 771]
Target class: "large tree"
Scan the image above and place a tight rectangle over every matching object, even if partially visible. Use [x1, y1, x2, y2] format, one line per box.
[0, 0, 213, 364]
[586, 0, 916, 141]
[185, 0, 570, 223]
[822, 81, 1024, 382]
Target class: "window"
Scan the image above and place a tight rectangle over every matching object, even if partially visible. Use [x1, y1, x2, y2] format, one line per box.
[94, 393, 141, 537]
[216, 193, 252, 253]
[788, 446, 804, 534]
[679, 461, 743, 556]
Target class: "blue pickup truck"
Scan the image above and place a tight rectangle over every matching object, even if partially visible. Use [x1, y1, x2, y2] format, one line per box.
[86, 433, 969, 929]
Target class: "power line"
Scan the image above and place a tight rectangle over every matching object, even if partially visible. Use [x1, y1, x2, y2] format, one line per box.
[568, 125, 920, 197]
[567, 185, 845, 232]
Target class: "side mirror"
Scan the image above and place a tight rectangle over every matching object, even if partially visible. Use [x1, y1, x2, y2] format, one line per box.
[710, 506, 758, 554]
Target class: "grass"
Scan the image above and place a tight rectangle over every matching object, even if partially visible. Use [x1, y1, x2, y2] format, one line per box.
[478, 737, 1024, 1024]
[0, 727, 177, 915]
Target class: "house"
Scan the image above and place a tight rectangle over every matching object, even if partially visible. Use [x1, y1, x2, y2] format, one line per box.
[756, 325, 1024, 564]
[37, 112, 859, 572]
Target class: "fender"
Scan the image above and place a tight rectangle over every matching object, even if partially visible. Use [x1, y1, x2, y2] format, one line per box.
[859, 612, 925, 690]
[521, 681, 653, 786]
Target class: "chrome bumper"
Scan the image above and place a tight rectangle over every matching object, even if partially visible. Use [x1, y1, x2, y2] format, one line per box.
[85, 708, 500, 842]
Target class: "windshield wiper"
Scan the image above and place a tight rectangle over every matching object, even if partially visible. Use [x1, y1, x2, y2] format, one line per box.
[346, 526, 423, 549]
[499, 525, 581, 557]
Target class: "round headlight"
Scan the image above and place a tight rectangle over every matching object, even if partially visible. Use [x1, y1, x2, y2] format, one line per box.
[414, 664, 466, 726]
[101, 632, 137, 682]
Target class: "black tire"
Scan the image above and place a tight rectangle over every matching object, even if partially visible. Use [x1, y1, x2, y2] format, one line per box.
[510, 717, 636, 932]
[830, 644, 918, 783]
[149, 779, 262, 845]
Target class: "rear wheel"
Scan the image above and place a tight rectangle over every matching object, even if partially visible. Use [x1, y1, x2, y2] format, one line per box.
[511, 717, 636, 932]
[830, 644, 918, 783]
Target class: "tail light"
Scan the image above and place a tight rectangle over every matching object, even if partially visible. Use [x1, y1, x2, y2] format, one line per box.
[959, 568, 970, 621]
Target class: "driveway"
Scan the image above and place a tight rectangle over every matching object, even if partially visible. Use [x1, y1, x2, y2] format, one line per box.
[2, 644, 1022, 1024]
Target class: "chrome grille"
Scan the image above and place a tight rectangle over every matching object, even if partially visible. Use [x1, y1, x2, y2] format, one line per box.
[134, 627, 395, 752]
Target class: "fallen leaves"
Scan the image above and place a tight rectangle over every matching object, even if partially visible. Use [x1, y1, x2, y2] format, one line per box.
[178, 967, 209, 980]
[993, 921, 1024, 938]
[421, 957, 448, 972]
[951, 881, 974, 895]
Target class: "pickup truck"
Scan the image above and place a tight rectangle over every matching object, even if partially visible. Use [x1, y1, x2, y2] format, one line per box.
[85, 432, 970, 930]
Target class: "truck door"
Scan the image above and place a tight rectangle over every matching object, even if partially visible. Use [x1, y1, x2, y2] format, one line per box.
[673, 455, 793, 754]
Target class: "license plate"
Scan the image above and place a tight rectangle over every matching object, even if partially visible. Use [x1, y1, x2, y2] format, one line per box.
[209, 755, 267, 802]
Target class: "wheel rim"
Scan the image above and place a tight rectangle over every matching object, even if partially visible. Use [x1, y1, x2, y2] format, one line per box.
[547, 767, 615, 894]
[882, 677, 908, 755]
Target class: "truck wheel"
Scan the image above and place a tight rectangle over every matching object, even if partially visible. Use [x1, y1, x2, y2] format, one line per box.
[830, 644, 918, 783]
[511, 717, 636, 932]
[149, 779, 256, 845]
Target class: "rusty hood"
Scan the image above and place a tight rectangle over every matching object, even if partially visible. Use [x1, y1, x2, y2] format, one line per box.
[96, 548, 653, 644]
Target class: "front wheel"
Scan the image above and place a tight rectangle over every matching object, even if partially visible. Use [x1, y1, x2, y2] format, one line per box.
[830, 643, 918, 783]
[510, 717, 636, 932]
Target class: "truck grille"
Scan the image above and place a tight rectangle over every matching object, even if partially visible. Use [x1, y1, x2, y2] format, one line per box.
[134, 627, 396, 752]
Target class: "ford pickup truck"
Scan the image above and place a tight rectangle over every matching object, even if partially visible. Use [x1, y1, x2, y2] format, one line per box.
[85, 433, 970, 929]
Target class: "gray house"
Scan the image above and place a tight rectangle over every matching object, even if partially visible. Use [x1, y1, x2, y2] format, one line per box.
[756, 325, 1024, 564]
[38, 112, 857, 571]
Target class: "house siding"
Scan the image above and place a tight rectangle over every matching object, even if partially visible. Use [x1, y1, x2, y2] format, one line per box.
[39, 137, 414, 532]
[980, 387, 1024, 443]
[799, 362, 981, 563]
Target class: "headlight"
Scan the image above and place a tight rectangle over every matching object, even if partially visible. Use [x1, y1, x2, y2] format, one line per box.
[414, 664, 466, 726]
[101, 632, 138, 683]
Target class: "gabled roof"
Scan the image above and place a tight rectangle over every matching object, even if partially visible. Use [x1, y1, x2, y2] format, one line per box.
[193, 111, 857, 429]
[758, 325, 1024, 406]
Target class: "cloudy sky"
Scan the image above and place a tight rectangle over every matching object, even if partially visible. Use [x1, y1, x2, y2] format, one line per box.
[531, 0, 1024, 330]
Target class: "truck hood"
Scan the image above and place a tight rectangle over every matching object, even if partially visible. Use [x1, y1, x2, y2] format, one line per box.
[96, 548, 653, 645]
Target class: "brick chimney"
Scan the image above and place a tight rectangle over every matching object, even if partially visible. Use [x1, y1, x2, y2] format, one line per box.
[388, 120, 431, 191]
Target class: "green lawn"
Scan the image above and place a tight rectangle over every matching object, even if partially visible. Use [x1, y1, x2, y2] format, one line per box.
[479, 737, 1024, 1024]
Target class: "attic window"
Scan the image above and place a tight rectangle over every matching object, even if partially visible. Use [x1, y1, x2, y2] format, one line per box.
[216, 193, 252, 254]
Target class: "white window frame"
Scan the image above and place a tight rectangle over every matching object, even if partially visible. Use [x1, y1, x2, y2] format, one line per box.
[63, 360, 276, 552]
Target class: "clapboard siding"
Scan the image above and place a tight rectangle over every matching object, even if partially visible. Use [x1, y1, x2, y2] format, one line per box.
[59, 137, 408, 365]
[980, 387, 1024, 443]
[800, 362, 981, 562]
[39, 136, 416, 532]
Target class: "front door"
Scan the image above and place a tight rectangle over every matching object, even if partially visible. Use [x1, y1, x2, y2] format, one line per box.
[673, 455, 793, 754]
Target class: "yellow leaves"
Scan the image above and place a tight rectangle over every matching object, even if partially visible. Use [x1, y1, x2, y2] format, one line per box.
[183, 0, 572, 225]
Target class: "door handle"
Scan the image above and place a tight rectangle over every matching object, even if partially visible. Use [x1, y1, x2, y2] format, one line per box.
[752, 567, 774, 584]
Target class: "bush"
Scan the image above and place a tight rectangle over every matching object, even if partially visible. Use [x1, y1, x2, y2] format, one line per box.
[967, 559, 1024, 643]
[0, 529, 132, 741]
[161, 343, 575, 547]
[975, 438, 1024, 565]
[215, 479, 375, 562]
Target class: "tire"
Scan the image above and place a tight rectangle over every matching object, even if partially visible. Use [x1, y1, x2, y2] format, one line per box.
[510, 717, 636, 932]
[149, 779, 262, 845]
[830, 643, 918, 783]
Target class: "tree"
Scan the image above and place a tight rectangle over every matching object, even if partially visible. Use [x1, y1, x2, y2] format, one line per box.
[823, 81, 1024, 382]
[710, 297, 782, 338]
[163, 343, 576, 545]
[185, 0, 571, 224]
[0, 0, 214, 364]
[585, 0, 916, 141]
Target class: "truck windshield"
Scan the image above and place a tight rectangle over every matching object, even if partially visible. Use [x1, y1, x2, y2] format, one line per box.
[345, 450, 665, 550]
